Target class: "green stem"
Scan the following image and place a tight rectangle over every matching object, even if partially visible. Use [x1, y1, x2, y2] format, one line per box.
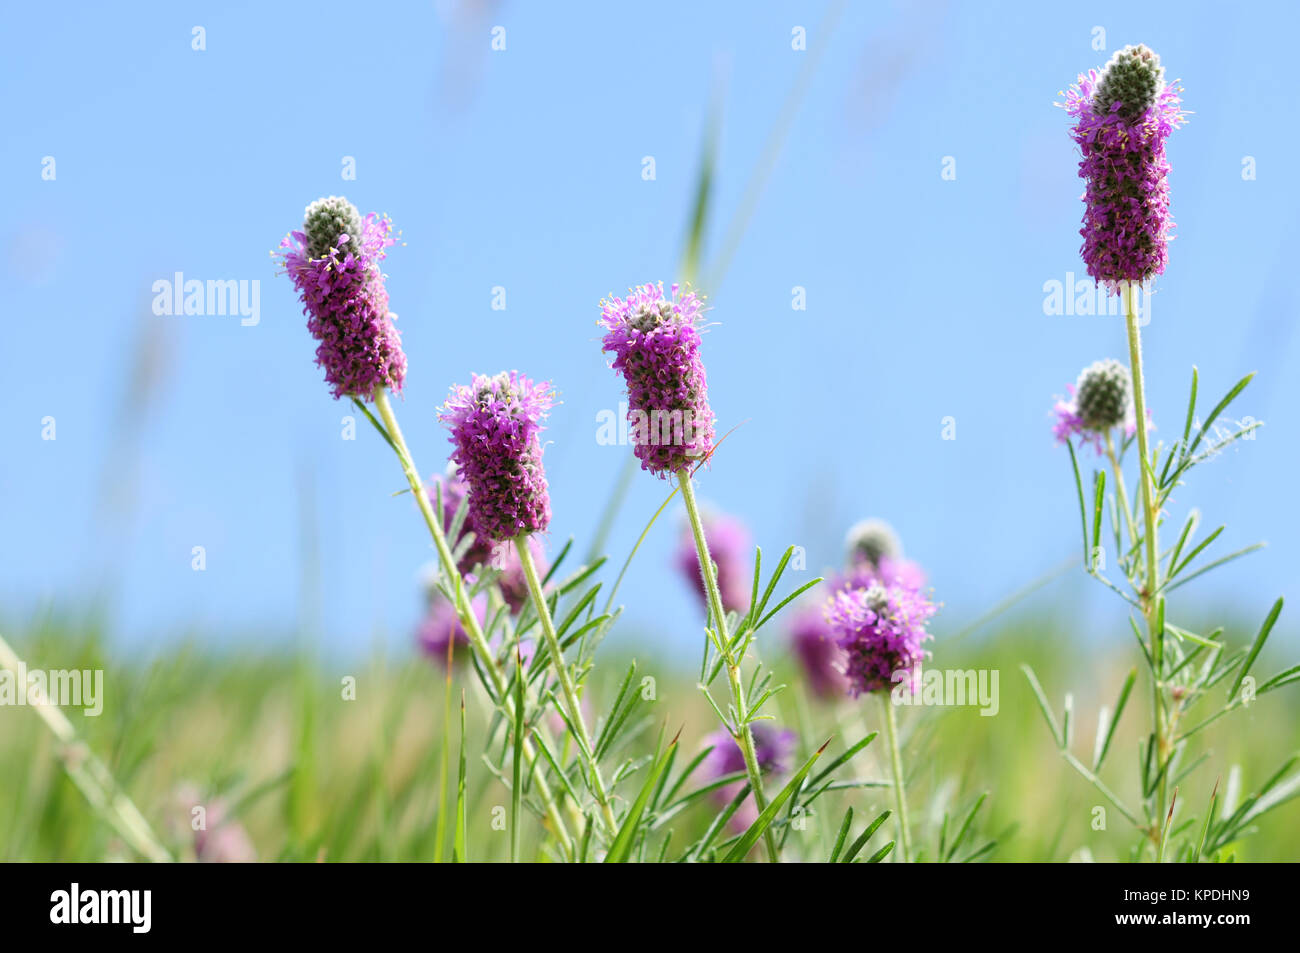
[676, 468, 779, 863]
[0, 634, 172, 862]
[514, 535, 620, 838]
[433, 642, 454, 863]
[1104, 431, 1139, 561]
[1122, 285, 1168, 846]
[880, 692, 911, 862]
[371, 387, 575, 857]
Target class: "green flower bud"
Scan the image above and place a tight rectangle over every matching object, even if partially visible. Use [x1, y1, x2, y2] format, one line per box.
[304, 196, 364, 261]
[1075, 358, 1131, 430]
[1093, 44, 1164, 122]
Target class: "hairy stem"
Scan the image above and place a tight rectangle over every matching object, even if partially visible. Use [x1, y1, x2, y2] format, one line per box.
[1104, 431, 1139, 561]
[881, 692, 912, 862]
[514, 535, 619, 837]
[1122, 285, 1167, 844]
[371, 387, 575, 857]
[677, 468, 779, 862]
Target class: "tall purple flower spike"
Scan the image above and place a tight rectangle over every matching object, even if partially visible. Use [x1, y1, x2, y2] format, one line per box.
[600, 282, 717, 478]
[1061, 46, 1186, 291]
[439, 371, 554, 545]
[276, 196, 406, 400]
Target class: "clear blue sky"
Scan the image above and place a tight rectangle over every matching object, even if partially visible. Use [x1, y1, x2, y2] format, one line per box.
[2, 0, 1296, 659]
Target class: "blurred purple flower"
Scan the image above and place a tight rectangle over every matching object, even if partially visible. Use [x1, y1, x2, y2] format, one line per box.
[790, 603, 850, 700]
[172, 784, 256, 863]
[675, 508, 751, 616]
[702, 722, 796, 830]
[417, 593, 487, 665]
[439, 371, 553, 545]
[276, 196, 406, 400]
[599, 282, 716, 477]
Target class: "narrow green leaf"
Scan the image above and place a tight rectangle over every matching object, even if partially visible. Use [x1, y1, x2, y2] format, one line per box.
[722, 739, 830, 862]
[1184, 372, 1254, 463]
[510, 650, 525, 863]
[453, 692, 467, 863]
[943, 793, 987, 863]
[605, 730, 679, 863]
[1091, 468, 1106, 563]
[1163, 544, 1265, 595]
[1228, 598, 1284, 702]
[1067, 441, 1089, 565]
[1094, 668, 1136, 771]
[842, 810, 891, 862]
[1021, 665, 1063, 748]
[865, 841, 896, 863]
[828, 807, 853, 863]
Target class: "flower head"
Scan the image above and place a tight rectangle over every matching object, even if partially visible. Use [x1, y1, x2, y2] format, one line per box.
[1075, 358, 1132, 430]
[439, 371, 554, 545]
[1061, 45, 1186, 290]
[599, 282, 716, 477]
[1052, 358, 1146, 453]
[276, 196, 406, 400]
[676, 508, 751, 615]
[824, 582, 935, 696]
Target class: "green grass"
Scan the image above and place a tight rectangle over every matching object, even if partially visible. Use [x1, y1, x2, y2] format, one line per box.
[2, 609, 1296, 862]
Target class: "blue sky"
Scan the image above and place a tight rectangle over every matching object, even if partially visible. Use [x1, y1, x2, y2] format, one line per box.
[2, 0, 1296, 660]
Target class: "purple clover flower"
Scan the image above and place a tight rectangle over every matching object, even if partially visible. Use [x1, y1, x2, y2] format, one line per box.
[439, 371, 554, 546]
[276, 196, 406, 400]
[1061, 46, 1186, 290]
[702, 723, 797, 830]
[675, 508, 751, 616]
[824, 582, 935, 696]
[1052, 364, 1150, 455]
[599, 282, 716, 478]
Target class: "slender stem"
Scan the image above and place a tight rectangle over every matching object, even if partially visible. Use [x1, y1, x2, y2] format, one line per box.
[433, 639, 454, 863]
[1104, 431, 1139, 560]
[0, 634, 172, 862]
[371, 388, 575, 857]
[676, 468, 779, 862]
[1122, 284, 1168, 843]
[514, 535, 619, 837]
[880, 692, 911, 862]
[1124, 285, 1161, 611]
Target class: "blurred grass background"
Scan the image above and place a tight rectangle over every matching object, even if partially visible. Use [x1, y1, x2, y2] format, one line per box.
[3, 606, 1296, 861]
